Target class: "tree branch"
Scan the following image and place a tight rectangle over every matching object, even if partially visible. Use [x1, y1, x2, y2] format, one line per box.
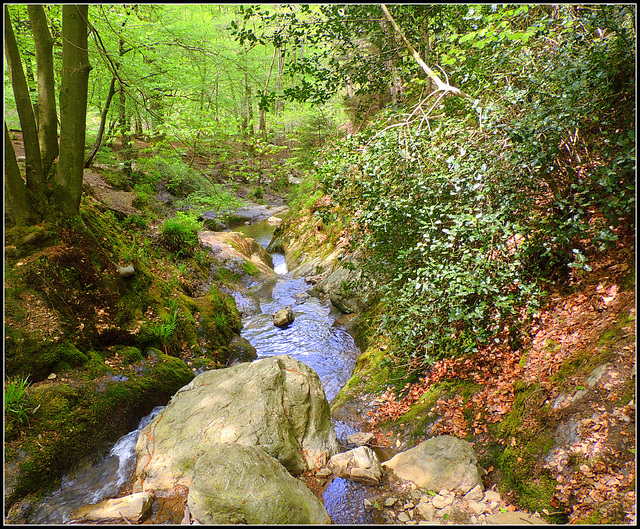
[380, 4, 467, 97]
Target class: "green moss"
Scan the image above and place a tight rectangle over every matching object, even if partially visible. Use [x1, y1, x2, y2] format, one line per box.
[241, 260, 261, 277]
[6, 352, 193, 506]
[84, 350, 109, 378]
[496, 446, 566, 523]
[191, 287, 242, 364]
[550, 313, 629, 387]
[331, 340, 406, 414]
[116, 346, 144, 364]
[488, 377, 566, 523]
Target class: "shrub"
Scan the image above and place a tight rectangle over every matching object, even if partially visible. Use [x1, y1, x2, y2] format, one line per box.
[160, 212, 202, 257]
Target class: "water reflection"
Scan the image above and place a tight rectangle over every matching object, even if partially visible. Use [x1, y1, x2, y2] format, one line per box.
[323, 477, 379, 524]
[240, 276, 360, 403]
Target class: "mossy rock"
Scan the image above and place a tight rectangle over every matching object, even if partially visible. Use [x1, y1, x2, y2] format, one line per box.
[191, 286, 242, 364]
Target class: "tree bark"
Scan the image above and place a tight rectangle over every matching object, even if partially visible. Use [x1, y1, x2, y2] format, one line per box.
[84, 77, 117, 168]
[5, 122, 34, 226]
[54, 5, 91, 219]
[4, 5, 45, 198]
[28, 5, 59, 176]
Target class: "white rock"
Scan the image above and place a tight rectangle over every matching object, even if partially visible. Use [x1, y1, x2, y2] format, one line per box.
[417, 501, 435, 521]
[467, 499, 486, 516]
[328, 445, 384, 485]
[383, 436, 482, 494]
[346, 432, 375, 446]
[71, 492, 154, 523]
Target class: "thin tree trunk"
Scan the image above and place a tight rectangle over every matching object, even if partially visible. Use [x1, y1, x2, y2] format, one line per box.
[55, 4, 91, 219]
[84, 77, 117, 168]
[5, 122, 34, 226]
[260, 48, 278, 137]
[28, 4, 59, 176]
[118, 38, 132, 174]
[4, 5, 45, 197]
[274, 45, 286, 146]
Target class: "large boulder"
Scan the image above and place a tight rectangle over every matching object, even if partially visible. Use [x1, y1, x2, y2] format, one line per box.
[383, 436, 483, 494]
[187, 443, 331, 524]
[132, 355, 339, 492]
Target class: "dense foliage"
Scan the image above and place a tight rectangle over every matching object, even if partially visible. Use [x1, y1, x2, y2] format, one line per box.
[304, 5, 635, 365]
[5, 4, 635, 365]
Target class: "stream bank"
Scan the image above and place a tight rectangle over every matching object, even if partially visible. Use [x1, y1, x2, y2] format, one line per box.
[265, 195, 636, 525]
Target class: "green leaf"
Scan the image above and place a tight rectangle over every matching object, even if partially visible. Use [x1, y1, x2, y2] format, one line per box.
[459, 31, 477, 44]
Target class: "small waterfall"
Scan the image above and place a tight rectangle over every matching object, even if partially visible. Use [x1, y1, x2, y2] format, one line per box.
[28, 406, 164, 524]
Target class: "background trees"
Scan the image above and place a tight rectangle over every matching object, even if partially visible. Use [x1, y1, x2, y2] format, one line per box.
[5, 4, 345, 228]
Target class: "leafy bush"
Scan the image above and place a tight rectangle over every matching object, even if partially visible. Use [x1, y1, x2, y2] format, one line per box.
[316, 5, 634, 367]
[160, 212, 202, 257]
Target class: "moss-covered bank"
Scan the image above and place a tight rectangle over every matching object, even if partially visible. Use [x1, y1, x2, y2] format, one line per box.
[4, 199, 245, 518]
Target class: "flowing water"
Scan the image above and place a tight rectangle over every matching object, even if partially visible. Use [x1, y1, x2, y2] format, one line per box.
[27, 218, 376, 524]
[28, 406, 165, 524]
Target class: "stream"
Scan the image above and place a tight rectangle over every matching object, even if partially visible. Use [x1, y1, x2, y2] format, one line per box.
[27, 218, 380, 524]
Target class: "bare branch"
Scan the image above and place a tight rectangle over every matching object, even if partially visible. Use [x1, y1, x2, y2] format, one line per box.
[380, 4, 467, 98]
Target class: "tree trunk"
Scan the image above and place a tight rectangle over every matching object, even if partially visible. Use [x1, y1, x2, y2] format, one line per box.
[5, 122, 34, 226]
[259, 48, 277, 137]
[28, 5, 59, 176]
[4, 5, 45, 198]
[84, 77, 117, 168]
[54, 5, 91, 219]
[274, 45, 286, 146]
[118, 39, 132, 174]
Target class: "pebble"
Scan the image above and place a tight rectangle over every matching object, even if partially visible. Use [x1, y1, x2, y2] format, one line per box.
[417, 501, 435, 521]
[315, 468, 332, 478]
[464, 484, 484, 501]
[432, 493, 454, 509]
[467, 499, 485, 516]
[346, 432, 374, 446]
[484, 490, 501, 503]
[371, 480, 546, 526]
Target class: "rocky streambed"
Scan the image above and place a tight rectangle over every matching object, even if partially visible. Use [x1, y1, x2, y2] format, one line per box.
[24, 218, 548, 525]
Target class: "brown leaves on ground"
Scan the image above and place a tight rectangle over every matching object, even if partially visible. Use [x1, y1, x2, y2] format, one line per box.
[544, 403, 636, 523]
[368, 238, 635, 524]
[371, 345, 523, 437]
